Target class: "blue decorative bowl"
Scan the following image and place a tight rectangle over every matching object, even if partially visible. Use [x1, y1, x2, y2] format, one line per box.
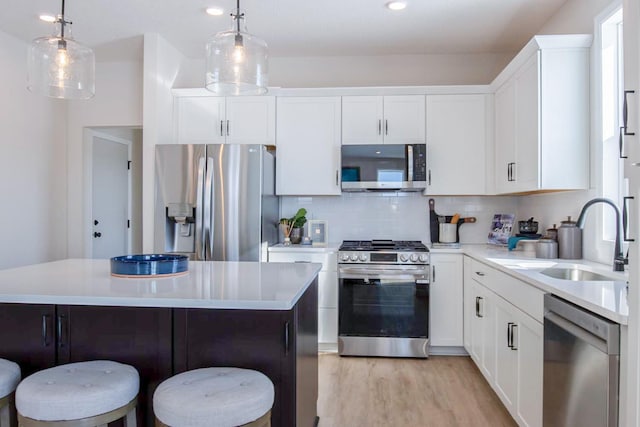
[110, 254, 189, 278]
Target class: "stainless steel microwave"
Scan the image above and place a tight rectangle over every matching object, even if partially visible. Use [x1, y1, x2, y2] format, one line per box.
[341, 144, 427, 192]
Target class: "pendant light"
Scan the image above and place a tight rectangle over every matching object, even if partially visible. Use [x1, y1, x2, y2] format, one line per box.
[27, 0, 95, 100]
[205, 0, 268, 95]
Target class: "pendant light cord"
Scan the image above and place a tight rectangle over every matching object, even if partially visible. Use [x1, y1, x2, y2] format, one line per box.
[60, 0, 65, 38]
[236, 0, 240, 33]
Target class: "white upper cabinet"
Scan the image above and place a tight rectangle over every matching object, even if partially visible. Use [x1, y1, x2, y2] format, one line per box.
[174, 95, 275, 145]
[225, 96, 276, 144]
[276, 97, 342, 195]
[492, 35, 591, 194]
[175, 96, 225, 144]
[425, 94, 489, 195]
[342, 95, 425, 145]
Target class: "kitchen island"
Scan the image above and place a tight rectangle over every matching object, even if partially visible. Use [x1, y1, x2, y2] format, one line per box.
[0, 259, 321, 427]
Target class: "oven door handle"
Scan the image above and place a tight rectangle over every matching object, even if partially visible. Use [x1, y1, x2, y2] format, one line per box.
[339, 271, 428, 281]
[339, 267, 428, 276]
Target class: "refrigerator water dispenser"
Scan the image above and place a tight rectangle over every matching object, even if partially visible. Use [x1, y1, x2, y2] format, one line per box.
[165, 203, 195, 253]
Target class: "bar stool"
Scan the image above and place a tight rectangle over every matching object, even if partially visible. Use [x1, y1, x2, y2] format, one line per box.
[0, 359, 21, 427]
[15, 360, 139, 427]
[153, 367, 274, 427]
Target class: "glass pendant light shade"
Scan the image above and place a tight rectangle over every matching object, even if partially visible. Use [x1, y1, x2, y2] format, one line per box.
[27, 18, 95, 99]
[205, 12, 268, 95]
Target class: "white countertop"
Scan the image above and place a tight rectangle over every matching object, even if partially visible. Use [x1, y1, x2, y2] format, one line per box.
[268, 243, 339, 253]
[456, 245, 629, 324]
[0, 259, 322, 310]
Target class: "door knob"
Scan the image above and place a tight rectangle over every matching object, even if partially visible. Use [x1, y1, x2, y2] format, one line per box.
[93, 232, 102, 238]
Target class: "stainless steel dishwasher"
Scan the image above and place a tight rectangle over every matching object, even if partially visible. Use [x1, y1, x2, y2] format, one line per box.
[543, 294, 620, 427]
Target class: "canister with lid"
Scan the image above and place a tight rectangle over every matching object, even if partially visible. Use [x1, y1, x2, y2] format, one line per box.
[557, 216, 582, 259]
[536, 237, 558, 259]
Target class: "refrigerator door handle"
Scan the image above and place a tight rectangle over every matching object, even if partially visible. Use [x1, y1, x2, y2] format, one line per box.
[195, 157, 206, 260]
[204, 157, 215, 260]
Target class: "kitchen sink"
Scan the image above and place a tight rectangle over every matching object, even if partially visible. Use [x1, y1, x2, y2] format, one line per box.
[540, 267, 617, 282]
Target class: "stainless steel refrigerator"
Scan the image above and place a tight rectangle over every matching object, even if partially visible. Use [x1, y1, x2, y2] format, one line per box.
[154, 144, 278, 261]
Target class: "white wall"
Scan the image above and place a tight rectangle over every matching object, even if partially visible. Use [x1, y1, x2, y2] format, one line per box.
[142, 33, 188, 252]
[539, 0, 613, 34]
[66, 61, 143, 257]
[176, 53, 514, 89]
[0, 30, 67, 269]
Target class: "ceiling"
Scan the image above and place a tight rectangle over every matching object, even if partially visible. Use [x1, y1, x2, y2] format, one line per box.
[0, 0, 569, 62]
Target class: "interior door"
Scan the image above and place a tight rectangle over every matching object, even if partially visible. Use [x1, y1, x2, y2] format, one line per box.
[92, 134, 130, 258]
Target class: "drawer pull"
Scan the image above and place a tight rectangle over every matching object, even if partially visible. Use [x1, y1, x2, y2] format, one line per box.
[475, 271, 485, 277]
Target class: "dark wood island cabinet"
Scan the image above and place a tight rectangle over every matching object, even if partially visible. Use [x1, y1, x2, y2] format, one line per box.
[0, 260, 320, 427]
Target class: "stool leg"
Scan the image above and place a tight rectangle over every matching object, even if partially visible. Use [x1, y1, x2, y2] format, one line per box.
[124, 407, 137, 427]
[0, 404, 9, 427]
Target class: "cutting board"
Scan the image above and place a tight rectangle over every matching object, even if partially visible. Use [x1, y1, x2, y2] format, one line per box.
[428, 199, 476, 244]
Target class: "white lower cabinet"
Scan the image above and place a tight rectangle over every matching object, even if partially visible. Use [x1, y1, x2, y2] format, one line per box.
[464, 256, 543, 427]
[430, 253, 463, 348]
[464, 265, 496, 382]
[268, 247, 338, 345]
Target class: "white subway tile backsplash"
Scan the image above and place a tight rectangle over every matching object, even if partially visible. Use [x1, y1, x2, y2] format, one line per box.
[280, 194, 518, 244]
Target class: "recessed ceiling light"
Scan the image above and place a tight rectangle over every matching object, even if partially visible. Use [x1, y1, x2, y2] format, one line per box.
[206, 7, 224, 16]
[386, 1, 407, 11]
[38, 14, 56, 23]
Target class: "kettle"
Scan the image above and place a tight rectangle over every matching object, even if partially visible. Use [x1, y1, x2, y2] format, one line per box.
[557, 216, 582, 259]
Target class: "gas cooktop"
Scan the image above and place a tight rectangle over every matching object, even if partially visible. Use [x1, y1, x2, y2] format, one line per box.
[339, 240, 429, 252]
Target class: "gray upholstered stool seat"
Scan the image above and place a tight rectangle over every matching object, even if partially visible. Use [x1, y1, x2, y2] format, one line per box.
[153, 367, 274, 427]
[16, 360, 139, 427]
[0, 359, 21, 427]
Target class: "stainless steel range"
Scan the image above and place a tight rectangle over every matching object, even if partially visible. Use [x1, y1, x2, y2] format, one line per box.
[338, 240, 430, 358]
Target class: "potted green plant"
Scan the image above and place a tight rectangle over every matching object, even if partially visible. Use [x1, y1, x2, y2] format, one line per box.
[279, 208, 307, 245]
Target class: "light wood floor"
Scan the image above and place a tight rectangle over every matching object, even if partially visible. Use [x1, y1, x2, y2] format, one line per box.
[317, 353, 516, 427]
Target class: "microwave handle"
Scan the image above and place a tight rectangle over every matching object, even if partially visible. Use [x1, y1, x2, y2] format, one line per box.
[407, 145, 414, 182]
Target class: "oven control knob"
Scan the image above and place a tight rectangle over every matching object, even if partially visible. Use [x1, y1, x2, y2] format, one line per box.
[350, 254, 359, 262]
[399, 254, 409, 262]
[410, 254, 419, 262]
[359, 254, 368, 262]
[341, 254, 350, 262]
[419, 254, 428, 263]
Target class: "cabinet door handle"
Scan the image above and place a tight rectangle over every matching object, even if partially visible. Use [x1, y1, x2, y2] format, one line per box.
[284, 321, 290, 355]
[385, 120, 389, 136]
[42, 314, 52, 347]
[428, 169, 432, 186]
[335, 170, 339, 186]
[432, 266, 436, 283]
[620, 127, 628, 159]
[475, 296, 483, 318]
[623, 90, 635, 136]
[226, 120, 230, 136]
[507, 322, 514, 348]
[57, 315, 67, 348]
[220, 120, 224, 137]
[378, 119, 382, 135]
[624, 196, 635, 242]
[508, 162, 516, 182]
[511, 324, 518, 351]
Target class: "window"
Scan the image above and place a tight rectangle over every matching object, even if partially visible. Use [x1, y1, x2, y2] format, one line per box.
[599, 5, 626, 245]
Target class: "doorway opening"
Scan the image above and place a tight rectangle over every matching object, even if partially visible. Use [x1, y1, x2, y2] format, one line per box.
[83, 127, 143, 259]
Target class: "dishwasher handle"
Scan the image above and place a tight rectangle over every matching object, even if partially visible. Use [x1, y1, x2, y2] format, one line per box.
[545, 312, 611, 354]
[544, 295, 619, 355]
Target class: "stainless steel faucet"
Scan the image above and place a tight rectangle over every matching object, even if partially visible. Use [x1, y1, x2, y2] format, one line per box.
[576, 198, 626, 272]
